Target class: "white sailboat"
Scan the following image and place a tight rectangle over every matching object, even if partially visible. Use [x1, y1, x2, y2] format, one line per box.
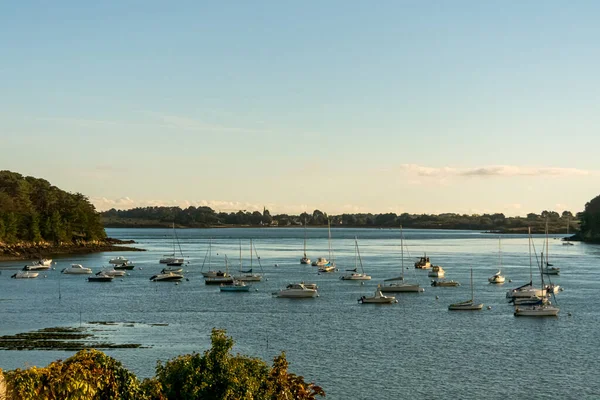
[562, 217, 574, 246]
[506, 228, 547, 300]
[543, 221, 560, 275]
[300, 219, 311, 264]
[340, 237, 371, 280]
[318, 220, 336, 273]
[200, 238, 230, 278]
[488, 237, 506, 284]
[448, 268, 483, 310]
[233, 239, 263, 282]
[159, 223, 185, 265]
[381, 226, 424, 293]
[514, 251, 560, 317]
[205, 255, 234, 285]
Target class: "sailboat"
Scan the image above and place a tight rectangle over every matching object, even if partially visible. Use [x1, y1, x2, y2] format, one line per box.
[488, 237, 506, 284]
[448, 268, 483, 310]
[318, 220, 336, 273]
[159, 223, 185, 267]
[514, 251, 559, 317]
[340, 237, 371, 280]
[205, 255, 234, 285]
[381, 226, 424, 293]
[563, 217, 574, 246]
[300, 219, 311, 264]
[200, 238, 230, 279]
[543, 221, 560, 275]
[506, 228, 547, 300]
[233, 239, 263, 282]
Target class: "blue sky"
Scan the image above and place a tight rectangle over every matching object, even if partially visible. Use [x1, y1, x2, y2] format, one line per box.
[1, 1, 599, 216]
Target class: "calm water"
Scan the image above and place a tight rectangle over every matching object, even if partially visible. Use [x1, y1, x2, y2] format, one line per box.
[1, 228, 599, 399]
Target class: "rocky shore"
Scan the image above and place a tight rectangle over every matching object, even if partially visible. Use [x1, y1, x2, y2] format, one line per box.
[0, 238, 144, 261]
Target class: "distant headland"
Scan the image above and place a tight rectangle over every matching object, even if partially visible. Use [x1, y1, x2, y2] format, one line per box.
[102, 206, 579, 235]
[0, 170, 143, 261]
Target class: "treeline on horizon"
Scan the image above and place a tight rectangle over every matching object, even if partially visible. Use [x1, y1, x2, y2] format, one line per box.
[0, 171, 105, 244]
[102, 205, 580, 233]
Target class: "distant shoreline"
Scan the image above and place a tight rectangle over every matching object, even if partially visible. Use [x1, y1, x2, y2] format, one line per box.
[104, 224, 574, 236]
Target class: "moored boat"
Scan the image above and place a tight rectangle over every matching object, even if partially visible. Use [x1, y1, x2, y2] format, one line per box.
[114, 262, 135, 270]
[109, 256, 128, 265]
[415, 254, 431, 269]
[514, 304, 559, 317]
[340, 237, 371, 280]
[62, 264, 92, 274]
[274, 283, 318, 298]
[448, 269, 483, 311]
[11, 270, 39, 279]
[358, 285, 397, 304]
[431, 280, 460, 287]
[150, 271, 184, 282]
[220, 280, 250, 292]
[99, 268, 126, 277]
[428, 265, 445, 278]
[88, 272, 114, 282]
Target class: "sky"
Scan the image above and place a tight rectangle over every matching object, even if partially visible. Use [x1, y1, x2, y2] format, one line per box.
[1, 1, 599, 216]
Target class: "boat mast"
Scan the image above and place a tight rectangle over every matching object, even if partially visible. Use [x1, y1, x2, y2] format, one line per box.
[208, 238, 212, 269]
[250, 239, 253, 269]
[354, 236, 358, 271]
[172, 222, 176, 256]
[528, 227, 532, 283]
[303, 218, 307, 258]
[328, 219, 335, 265]
[470, 268, 474, 302]
[498, 236, 502, 273]
[545, 219, 549, 267]
[400, 225, 405, 280]
[239, 239, 242, 272]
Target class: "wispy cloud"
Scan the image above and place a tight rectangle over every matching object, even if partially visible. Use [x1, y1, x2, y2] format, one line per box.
[157, 114, 271, 134]
[399, 164, 593, 177]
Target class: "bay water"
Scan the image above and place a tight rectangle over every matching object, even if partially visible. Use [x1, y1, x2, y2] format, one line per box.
[0, 228, 598, 399]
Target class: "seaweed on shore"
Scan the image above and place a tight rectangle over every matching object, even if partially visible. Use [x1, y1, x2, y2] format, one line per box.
[0, 326, 144, 351]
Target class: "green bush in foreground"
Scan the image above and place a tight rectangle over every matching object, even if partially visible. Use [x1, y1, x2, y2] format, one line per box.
[1, 329, 325, 400]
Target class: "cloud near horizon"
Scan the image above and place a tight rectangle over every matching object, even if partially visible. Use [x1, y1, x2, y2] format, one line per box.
[399, 164, 593, 177]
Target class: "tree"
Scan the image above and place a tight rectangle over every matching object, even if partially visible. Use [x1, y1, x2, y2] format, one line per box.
[3, 349, 146, 400]
[561, 210, 573, 219]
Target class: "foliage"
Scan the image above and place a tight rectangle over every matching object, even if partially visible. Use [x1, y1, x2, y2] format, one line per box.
[154, 328, 324, 400]
[0, 171, 105, 244]
[2, 329, 325, 400]
[102, 205, 578, 233]
[3, 349, 146, 400]
[578, 194, 600, 242]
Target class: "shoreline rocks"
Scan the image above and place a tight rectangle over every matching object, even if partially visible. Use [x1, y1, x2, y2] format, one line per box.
[0, 238, 144, 261]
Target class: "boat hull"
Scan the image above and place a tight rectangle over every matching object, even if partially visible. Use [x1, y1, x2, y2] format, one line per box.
[275, 290, 318, 298]
[205, 277, 234, 285]
[359, 297, 396, 304]
[234, 275, 262, 282]
[150, 274, 184, 282]
[514, 306, 559, 317]
[11, 272, 39, 279]
[114, 264, 135, 270]
[88, 277, 113, 282]
[340, 274, 371, 280]
[448, 303, 483, 311]
[220, 285, 250, 292]
[380, 284, 424, 293]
